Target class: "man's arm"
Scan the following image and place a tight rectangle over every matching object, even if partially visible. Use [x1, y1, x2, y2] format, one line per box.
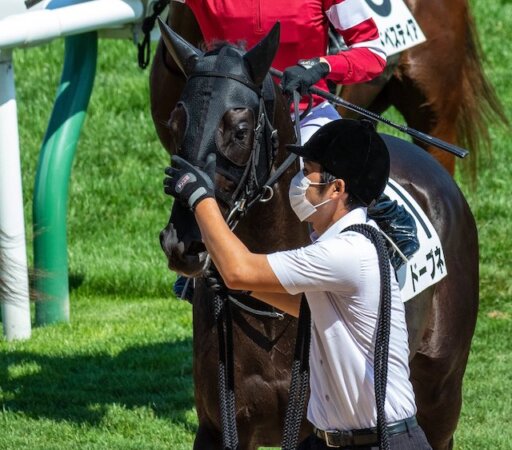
[195, 199, 289, 294]
[250, 292, 302, 317]
[163, 154, 302, 316]
[323, 0, 387, 84]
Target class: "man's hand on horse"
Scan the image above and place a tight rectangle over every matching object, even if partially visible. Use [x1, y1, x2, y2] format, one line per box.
[281, 58, 330, 96]
[164, 153, 216, 211]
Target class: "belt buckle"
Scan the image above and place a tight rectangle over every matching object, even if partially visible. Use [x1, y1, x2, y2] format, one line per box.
[323, 429, 343, 448]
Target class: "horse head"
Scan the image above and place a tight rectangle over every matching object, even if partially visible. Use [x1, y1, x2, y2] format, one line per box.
[158, 20, 282, 276]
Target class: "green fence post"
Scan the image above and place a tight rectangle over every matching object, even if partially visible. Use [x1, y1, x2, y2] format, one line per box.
[34, 32, 97, 326]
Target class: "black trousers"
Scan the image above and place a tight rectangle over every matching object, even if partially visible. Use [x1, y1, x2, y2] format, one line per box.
[297, 425, 432, 450]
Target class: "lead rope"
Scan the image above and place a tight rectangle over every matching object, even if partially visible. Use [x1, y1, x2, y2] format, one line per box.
[281, 295, 311, 450]
[344, 224, 391, 450]
[282, 92, 313, 450]
[214, 293, 239, 450]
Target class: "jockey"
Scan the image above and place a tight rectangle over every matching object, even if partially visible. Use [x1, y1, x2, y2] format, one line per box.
[171, 0, 387, 141]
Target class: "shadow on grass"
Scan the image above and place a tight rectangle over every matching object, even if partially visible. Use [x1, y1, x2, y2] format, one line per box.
[66, 270, 173, 299]
[0, 339, 195, 430]
[69, 272, 86, 291]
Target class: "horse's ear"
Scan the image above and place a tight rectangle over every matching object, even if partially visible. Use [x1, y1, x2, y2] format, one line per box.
[157, 17, 203, 76]
[243, 22, 280, 86]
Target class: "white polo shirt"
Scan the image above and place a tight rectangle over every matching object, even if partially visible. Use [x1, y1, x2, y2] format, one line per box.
[267, 208, 416, 431]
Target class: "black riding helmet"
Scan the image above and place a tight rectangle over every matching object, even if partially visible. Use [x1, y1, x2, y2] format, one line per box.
[287, 119, 390, 206]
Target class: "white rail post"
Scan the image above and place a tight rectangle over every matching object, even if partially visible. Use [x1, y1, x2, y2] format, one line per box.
[0, 48, 32, 341]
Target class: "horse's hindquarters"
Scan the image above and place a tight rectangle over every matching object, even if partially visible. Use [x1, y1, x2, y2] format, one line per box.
[386, 134, 479, 450]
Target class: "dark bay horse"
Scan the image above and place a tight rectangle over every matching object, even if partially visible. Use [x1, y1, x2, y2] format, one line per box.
[156, 22, 478, 450]
[149, 0, 506, 177]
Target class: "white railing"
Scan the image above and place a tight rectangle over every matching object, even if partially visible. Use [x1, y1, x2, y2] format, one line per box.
[0, 0, 157, 340]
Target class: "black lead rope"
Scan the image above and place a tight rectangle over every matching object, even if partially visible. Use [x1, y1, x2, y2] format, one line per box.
[281, 295, 311, 450]
[344, 224, 391, 450]
[214, 294, 239, 450]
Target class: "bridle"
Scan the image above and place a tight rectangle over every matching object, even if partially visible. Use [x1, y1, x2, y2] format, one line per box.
[184, 68, 297, 231]
[175, 61, 303, 320]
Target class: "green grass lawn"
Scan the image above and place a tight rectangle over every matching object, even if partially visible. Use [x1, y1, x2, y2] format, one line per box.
[1, 0, 511, 448]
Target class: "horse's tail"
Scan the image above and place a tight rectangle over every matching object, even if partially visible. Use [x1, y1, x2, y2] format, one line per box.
[458, 8, 508, 179]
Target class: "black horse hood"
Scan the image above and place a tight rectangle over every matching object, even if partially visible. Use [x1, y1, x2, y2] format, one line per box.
[178, 46, 262, 165]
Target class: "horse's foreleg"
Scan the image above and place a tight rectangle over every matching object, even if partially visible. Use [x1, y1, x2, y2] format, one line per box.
[414, 121, 458, 176]
[381, 75, 454, 175]
[337, 81, 388, 119]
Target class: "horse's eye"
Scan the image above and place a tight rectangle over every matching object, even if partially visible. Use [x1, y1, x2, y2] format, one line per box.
[168, 103, 188, 153]
[234, 125, 249, 141]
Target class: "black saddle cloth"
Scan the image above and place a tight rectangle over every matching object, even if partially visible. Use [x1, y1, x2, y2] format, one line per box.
[368, 193, 420, 271]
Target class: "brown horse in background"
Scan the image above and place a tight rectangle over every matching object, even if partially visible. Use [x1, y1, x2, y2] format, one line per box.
[149, 0, 506, 176]
[155, 21, 478, 450]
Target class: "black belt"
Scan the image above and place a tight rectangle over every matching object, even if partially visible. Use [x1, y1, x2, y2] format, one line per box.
[313, 416, 418, 448]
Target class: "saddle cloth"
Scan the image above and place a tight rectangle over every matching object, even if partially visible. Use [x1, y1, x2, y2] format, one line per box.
[384, 179, 447, 302]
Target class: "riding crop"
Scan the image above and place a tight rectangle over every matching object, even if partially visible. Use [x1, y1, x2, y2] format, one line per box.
[269, 68, 469, 159]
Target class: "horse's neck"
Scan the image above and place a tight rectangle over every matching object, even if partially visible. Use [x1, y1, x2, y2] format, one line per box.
[234, 178, 308, 253]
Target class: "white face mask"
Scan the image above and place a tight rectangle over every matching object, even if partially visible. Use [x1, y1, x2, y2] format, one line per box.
[289, 170, 333, 222]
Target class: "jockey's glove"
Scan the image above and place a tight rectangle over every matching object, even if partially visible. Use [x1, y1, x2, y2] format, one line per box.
[281, 58, 330, 96]
[164, 153, 216, 211]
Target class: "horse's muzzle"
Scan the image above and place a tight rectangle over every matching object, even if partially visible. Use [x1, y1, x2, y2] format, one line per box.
[159, 222, 208, 277]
